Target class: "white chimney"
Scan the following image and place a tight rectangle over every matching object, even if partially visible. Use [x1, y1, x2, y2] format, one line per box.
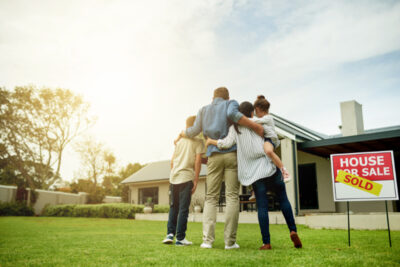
[340, 100, 364, 136]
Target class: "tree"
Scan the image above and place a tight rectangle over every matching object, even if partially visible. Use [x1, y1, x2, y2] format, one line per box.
[75, 137, 106, 187]
[74, 137, 115, 203]
[118, 163, 144, 202]
[0, 86, 94, 193]
[103, 150, 116, 175]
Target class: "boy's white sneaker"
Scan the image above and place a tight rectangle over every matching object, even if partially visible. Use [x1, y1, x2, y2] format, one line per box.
[225, 243, 240, 250]
[200, 242, 212, 249]
[162, 233, 174, 244]
[175, 238, 193, 246]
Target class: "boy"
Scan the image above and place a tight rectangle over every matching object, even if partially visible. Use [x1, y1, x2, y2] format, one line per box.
[162, 116, 204, 246]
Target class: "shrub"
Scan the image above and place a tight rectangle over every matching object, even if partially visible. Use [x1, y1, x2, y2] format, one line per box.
[42, 203, 144, 219]
[153, 205, 169, 213]
[0, 202, 35, 216]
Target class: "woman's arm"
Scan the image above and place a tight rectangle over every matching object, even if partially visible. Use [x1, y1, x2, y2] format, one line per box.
[216, 125, 237, 149]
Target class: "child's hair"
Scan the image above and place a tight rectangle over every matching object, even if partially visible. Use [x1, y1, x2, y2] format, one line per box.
[213, 87, 229, 100]
[239, 101, 254, 118]
[186, 116, 196, 128]
[253, 95, 270, 112]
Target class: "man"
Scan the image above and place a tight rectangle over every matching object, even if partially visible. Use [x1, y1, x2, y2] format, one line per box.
[205, 101, 302, 250]
[179, 87, 263, 249]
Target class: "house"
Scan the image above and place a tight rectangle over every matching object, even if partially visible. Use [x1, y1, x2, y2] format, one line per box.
[121, 100, 400, 215]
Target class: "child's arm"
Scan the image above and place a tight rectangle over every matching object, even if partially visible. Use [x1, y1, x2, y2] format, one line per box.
[252, 115, 274, 126]
[192, 153, 202, 194]
[173, 134, 182, 145]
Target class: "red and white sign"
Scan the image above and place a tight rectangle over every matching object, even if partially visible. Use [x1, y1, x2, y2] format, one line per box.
[331, 151, 398, 202]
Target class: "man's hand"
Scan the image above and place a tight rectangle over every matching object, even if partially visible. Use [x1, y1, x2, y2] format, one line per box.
[201, 157, 208, 164]
[191, 180, 198, 195]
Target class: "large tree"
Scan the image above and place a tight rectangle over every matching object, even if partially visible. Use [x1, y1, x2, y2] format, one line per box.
[0, 86, 93, 193]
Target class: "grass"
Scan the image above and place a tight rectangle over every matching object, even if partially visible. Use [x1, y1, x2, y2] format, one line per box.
[0, 217, 399, 266]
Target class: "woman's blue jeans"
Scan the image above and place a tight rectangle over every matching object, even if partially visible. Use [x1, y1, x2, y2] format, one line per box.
[167, 181, 193, 241]
[252, 169, 297, 244]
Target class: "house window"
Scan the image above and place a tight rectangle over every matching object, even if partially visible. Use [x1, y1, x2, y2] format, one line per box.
[298, 163, 319, 210]
[138, 187, 159, 204]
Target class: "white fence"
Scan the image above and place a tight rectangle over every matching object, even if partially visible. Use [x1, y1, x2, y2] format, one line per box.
[0, 185, 122, 215]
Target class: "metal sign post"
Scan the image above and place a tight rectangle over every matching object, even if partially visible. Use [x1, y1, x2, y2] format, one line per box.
[385, 201, 392, 247]
[347, 201, 350, 247]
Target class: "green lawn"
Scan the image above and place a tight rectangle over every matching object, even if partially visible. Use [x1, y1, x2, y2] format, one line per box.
[0, 217, 399, 266]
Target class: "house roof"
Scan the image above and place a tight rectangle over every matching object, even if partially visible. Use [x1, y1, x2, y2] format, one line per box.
[121, 160, 208, 184]
[298, 128, 400, 157]
[271, 113, 327, 142]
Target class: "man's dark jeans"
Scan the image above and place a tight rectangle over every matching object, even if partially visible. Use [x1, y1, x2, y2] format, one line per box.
[167, 180, 193, 241]
[252, 169, 297, 245]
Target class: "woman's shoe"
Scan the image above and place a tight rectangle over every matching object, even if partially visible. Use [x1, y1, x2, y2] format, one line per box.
[259, 244, 271, 250]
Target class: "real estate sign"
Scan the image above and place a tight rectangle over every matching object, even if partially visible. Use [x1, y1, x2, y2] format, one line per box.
[331, 151, 399, 202]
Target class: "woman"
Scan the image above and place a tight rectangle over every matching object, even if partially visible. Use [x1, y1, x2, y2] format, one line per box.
[206, 101, 302, 250]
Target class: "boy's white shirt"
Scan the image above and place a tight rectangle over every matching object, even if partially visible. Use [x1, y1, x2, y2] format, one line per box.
[252, 114, 280, 148]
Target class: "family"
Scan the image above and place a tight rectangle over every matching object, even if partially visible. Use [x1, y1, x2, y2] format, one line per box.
[163, 87, 302, 250]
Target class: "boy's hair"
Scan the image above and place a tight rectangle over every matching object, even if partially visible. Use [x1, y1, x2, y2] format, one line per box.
[213, 87, 229, 100]
[253, 95, 270, 112]
[239, 101, 254, 118]
[186, 116, 196, 128]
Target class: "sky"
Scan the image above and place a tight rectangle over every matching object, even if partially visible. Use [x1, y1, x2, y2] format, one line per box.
[1, 0, 400, 182]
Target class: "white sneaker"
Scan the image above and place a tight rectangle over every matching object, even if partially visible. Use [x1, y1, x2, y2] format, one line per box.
[162, 233, 174, 244]
[225, 243, 240, 250]
[200, 242, 212, 249]
[175, 238, 193, 246]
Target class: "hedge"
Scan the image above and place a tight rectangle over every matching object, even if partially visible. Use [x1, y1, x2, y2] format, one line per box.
[0, 202, 35, 216]
[43, 203, 144, 219]
[42, 203, 171, 219]
[153, 205, 170, 213]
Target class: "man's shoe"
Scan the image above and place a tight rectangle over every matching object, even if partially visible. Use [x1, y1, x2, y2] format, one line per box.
[290, 231, 302, 248]
[259, 244, 272, 250]
[175, 238, 193, 246]
[162, 233, 174, 244]
[225, 243, 240, 250]
[200, 242, 212, 249]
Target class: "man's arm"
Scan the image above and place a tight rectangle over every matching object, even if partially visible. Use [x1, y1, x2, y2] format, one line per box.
[185, 108, 203, 138]
[238, 116, 264, 137]
[192, 153, 202, 194]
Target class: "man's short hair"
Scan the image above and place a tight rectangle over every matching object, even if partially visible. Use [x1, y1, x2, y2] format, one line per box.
[213, 87, 229, 100]
[186, 116, 196, 128]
